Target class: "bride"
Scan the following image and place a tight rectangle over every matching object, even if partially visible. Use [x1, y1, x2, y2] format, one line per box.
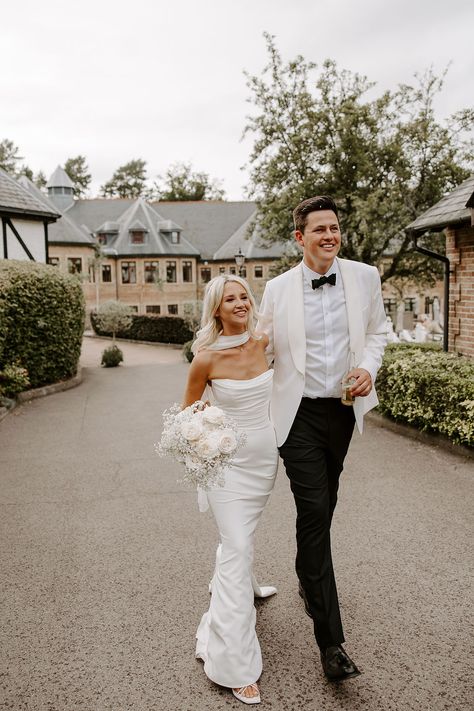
[182, 275, 278, 705]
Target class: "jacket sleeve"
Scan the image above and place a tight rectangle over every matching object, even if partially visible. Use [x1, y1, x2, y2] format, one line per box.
[358, 267, 387, 383]
[257, 283, 275, 365]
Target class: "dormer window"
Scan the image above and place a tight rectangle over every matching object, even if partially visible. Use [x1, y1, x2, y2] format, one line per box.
[97, 233, 108, 245]
[157, 219, 182, 244]
[128, 219, 148, 244]
[130, 230, 145, 244]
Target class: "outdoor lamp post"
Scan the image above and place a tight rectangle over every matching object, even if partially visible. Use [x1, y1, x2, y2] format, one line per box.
[234, 248, 245, 277]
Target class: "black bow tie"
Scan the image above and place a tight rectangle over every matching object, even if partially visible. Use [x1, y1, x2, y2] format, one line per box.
[312, 273, 336, 289]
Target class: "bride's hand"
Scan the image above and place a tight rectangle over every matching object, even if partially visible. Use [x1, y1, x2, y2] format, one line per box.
[193, 400, 211, 412]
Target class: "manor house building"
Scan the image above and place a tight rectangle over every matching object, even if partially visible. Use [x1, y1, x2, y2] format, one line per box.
[16, 167, 444, 329]
[21, 167, 282, 318]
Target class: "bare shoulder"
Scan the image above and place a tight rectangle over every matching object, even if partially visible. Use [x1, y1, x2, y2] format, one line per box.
[189, 348, 214, 375]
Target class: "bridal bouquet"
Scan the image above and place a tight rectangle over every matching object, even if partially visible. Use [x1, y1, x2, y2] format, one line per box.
[156, 402, 245, 489]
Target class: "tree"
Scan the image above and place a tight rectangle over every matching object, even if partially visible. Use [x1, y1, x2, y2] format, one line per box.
[0, 139, 23, 174]
[34, 171, 47, 189]
[95, 300, 133, 345]
[0, 139, 46, 188]
[87, 244, 107, 311]
[64, 155, 92, 197]
[155, 162, 225, 201]
[100, 159, 149, 199]
[244, 35, 474, 284]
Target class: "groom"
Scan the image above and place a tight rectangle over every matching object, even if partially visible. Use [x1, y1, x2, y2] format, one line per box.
[258, 195, 387, 681]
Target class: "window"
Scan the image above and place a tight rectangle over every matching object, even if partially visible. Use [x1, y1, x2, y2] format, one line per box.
[166, 261, 177, 283]
[168, 304, 178, 315]
[171, 230, 180, 244]
[240, 266, 247, 278]
[48, 257, 59, 267]
[219, 266, 226, 274]
[97, 233, 108, 245]
[200, 267, 211, 283]
[130, 230, 145, 244]
[229, 266, 236, 275]
[146, 305, 161, 315]
[383, 298, 397, 315]
[182, 261, 193, 283]
[121, 261, 136, 284]
[145, 261, 159, 284]
[404, 298, 416, 312]
[254, 265, 263, 279]
[129, 305, 139, 313]
[102, 264, 112, 283]
[67, 257, 82, 274]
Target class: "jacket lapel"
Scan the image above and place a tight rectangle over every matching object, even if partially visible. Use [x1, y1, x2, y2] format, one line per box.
[337, 257, 364, 364]
[287, 264, 306, 375]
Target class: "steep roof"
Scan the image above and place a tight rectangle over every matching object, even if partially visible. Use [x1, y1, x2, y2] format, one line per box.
[44, 197, 287, 260]
[66, 198, 136, 232]
[101, 198, 199, 257]
[48, 211, 94, 245]
[46, 165, 74, 190]
[17, 175, 57, 211]
[153, 201, 256, 259]
[407, 176, 474, 233]
[0, 169, 59, 220]
[18, 175, 93, 245]
[213, 213, 285, 260]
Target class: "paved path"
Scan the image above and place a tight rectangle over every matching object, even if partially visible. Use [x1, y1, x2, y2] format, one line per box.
[1, 339, 472, 710]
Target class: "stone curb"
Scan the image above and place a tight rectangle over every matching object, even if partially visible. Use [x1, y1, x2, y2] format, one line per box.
[367, 410, 474, 460]
[0, 369, 83, 422]
[84, 332, 183, 350]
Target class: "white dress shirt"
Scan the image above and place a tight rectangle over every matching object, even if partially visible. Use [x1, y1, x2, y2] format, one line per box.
[301, 260, 351, 398]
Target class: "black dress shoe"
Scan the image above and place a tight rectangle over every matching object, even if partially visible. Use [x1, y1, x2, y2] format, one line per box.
[298, 582, 312, 618]
[320, 645, 361, 681]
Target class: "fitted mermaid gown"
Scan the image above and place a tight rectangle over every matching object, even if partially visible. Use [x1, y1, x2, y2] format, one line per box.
[195, 369, 278, 688]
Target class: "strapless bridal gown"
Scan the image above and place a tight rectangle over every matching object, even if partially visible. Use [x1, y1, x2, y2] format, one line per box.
[195, 369, 278, 688]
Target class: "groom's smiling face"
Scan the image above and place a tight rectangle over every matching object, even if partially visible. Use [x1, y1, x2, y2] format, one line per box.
[295, 209, 341, 274]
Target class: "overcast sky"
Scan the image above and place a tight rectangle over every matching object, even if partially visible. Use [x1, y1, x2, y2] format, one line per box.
[2, 0, 472, 199]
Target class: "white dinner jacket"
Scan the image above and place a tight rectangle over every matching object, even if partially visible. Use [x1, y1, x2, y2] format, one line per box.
[258, 258, 387, 446]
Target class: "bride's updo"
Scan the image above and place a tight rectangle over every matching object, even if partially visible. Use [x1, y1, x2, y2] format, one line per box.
[192, 275, 259, 354]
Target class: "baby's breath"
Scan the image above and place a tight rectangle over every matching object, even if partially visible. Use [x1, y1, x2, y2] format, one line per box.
[155, 401, 246, 489]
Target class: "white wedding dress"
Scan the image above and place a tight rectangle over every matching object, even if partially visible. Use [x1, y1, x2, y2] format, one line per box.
[195, 368, 278, 688]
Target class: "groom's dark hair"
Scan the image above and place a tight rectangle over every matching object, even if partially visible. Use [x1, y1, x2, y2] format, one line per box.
[293, 195, 339, 233]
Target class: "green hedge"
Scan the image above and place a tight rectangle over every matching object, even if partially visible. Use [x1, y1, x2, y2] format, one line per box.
[0, 259, 85, 388]
[90, 312, 193, 344]
[376, 343, 474, 447]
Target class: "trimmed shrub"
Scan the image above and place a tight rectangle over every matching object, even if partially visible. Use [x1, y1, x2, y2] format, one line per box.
[183, 340, 194, 363]
[101, 345, 123, 368]
[0, 259, 85, 388]
[0, 363, 30, 397]
[376, 343, 474, 447]
[90, 312, 193, 345]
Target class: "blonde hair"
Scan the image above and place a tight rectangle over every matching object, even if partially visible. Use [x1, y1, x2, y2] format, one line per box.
[192, 275, 259, 354]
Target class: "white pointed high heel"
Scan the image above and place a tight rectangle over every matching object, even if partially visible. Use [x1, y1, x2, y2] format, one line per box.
[232, 683, 261, 705]
[210, 580, 277, 597]
[252, 573, 277, 598]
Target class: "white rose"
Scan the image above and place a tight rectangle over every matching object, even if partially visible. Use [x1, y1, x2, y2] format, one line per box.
[181, 418, 204, 441]
[218, 430, 237, 455]
[195, 435, 220, 459]
[202, 406, 225, 426]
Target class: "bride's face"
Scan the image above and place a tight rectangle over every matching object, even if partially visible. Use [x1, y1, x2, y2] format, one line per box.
[216, 281, 250, 330]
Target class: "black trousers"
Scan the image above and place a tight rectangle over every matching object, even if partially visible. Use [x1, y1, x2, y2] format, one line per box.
[279, 397, 355, 650]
